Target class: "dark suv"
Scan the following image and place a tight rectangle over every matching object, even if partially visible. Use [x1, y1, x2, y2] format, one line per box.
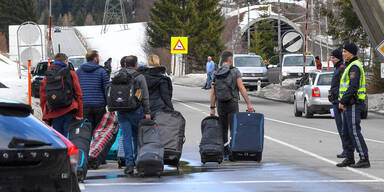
[0, 98, 80, 191]
[31, 61, 74, 98]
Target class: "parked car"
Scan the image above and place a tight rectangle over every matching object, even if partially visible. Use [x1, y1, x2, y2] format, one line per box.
[31, 60, 75, 98]
[219, 53, 269, 90]
[54, 26, 61, 32]
[68, 56, 86, 71]
[293, 72, 368, 118]
[0, 98, 80, 191]
[268, 54, 317, 84]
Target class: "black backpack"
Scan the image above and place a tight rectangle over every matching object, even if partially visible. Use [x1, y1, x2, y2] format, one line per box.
[214, 67, 234, 102]
[107, 69, 142, 112]
[45, 66, 74, 110]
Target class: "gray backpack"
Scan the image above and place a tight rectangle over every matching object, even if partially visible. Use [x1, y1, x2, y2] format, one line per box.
[214, 67, 235, 102]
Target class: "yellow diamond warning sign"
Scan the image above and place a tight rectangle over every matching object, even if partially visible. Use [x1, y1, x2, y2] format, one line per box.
[171, 37, 188, 54]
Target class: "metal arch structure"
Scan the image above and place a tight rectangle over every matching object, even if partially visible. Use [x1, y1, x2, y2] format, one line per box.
[240, 14, 304, 39]
[101, 0, 130, 34]
[17, 21, 44, 78]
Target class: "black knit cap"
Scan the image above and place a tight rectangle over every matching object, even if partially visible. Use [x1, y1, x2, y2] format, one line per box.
[331, 49, 343, 61]
[343, 42, 358, 55]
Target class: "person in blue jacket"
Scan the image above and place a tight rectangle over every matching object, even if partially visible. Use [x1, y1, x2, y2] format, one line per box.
[76, 50, 110, 136]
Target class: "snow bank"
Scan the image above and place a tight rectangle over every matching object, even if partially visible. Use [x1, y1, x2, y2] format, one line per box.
[0, 55, 42, 119]
[173, 74, 207, 87]
[75, 23, 147, 72]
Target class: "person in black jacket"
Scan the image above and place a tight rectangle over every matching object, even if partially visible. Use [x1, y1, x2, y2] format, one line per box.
[328, 49, 346, 158]
[142, 55, 173, 117]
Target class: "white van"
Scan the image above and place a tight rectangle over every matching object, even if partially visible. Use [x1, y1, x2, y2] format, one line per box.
[281, 54, 317, 78]
[219, 53, 269, 89]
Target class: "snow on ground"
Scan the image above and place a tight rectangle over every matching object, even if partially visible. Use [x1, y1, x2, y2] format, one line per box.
[262, 0, 307, 8]
[173, 74, 207, 88]
[75, 23, 147, 72]
[0, 54, 42, 119]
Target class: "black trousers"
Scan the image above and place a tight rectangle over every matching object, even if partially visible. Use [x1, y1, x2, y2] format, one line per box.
[83, 106, 106, 137]
[217, 100, 239, 153]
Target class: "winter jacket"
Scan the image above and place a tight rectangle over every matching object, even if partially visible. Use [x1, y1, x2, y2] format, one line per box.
[125, 67, 151, 115]
[141, 66, 173, 116]
[329, 60, 345, 104]
[76, 61, 110, 107]
[40, 62, 83, 120]
[340, 57, 362, 105]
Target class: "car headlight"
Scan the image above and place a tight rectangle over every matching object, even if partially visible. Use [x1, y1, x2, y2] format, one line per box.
[282, 72, 288, 77]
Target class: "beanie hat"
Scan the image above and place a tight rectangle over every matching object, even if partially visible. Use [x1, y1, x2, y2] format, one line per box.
[343, 42, 358, 55]
[331, 49, 343, 61]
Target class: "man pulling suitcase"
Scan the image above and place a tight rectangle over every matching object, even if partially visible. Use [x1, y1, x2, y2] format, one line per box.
[210, 51, 255, 160]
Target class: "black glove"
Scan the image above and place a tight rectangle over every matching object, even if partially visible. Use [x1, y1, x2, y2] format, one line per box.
[328, 94, 334, 103]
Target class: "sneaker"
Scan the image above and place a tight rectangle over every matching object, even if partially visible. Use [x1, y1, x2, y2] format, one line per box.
[350, 159, 370, 168]
[124, 165, 134, 175]
[336, 158, 355, 167]
[336, 152, 347, 158]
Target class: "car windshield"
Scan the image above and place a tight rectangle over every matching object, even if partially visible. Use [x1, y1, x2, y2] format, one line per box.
[284, 56, 315, 67]
[69, 58, 86, 68]
[35, 62, 48, 76]
[317, 73, 333, 85]
[234, 56, 264, 67]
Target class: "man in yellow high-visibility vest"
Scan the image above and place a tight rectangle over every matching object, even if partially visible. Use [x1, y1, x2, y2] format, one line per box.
[336, 42, 370, 168]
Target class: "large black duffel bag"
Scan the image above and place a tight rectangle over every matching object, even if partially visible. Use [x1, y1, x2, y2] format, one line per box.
[199, 116, 223, 164]
[68, 119, 92, 182]
[135, 119, 164, 177]
[154, 110, 186, 166]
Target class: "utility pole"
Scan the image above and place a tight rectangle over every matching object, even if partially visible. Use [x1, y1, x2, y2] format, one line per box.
[311, 0, 314, 53]
[49, 0, 52, 41]
[278, 0, 282, 85]
[247, 1, 250, 51]
[326, 16, 330, 70]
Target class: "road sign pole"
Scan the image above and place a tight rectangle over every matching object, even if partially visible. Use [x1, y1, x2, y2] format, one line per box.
[381, 63, 384, 78]
[278, 0, 282, 85]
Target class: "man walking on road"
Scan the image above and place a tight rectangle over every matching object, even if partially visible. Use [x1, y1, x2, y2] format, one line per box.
[203, 56, 215, 89]
[328, 49, 346, 158]
[210, 51, 255, 160]
[76, 50, 110, 135]
[118, 55, 151, 175]
[336, 42, 370, 168]
[40, 53, 83, 136]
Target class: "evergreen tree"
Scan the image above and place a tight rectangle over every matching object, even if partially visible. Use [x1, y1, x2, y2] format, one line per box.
[249, 17, 277, 60]
[0, 0, 37, 45]
[147, 0, 225, 72]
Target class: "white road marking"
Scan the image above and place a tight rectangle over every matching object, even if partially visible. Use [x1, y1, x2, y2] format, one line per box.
[79, 183, 85, 190]
[265, 136, 384, 182]
[84, 179, 382, 187]
[175, 101, 384, 182]
[179, 100, 384, 145]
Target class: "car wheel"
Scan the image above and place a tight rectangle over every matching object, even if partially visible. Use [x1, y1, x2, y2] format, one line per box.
[303, 100, 313, 118]
[294, 100, 302, 117]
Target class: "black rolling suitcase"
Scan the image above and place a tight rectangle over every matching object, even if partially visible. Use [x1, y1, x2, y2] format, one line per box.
[135, 119, 164, 176]
[230, 112, 264, 162]
[154, 110, 186, 166]
[68, 119, 92, 182]
[199, 116, 224, 164]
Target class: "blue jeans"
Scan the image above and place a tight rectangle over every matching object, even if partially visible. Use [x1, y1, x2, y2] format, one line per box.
[117, 108, 144, 166]
[206, 72, 212, 88]
[51, 113, 73, 136]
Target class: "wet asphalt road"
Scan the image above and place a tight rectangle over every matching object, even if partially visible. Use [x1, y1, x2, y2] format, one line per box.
[81, 85, 384, 192]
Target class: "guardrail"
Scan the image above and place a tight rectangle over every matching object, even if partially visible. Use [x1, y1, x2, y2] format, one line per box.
[73, 27, 88, 51]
